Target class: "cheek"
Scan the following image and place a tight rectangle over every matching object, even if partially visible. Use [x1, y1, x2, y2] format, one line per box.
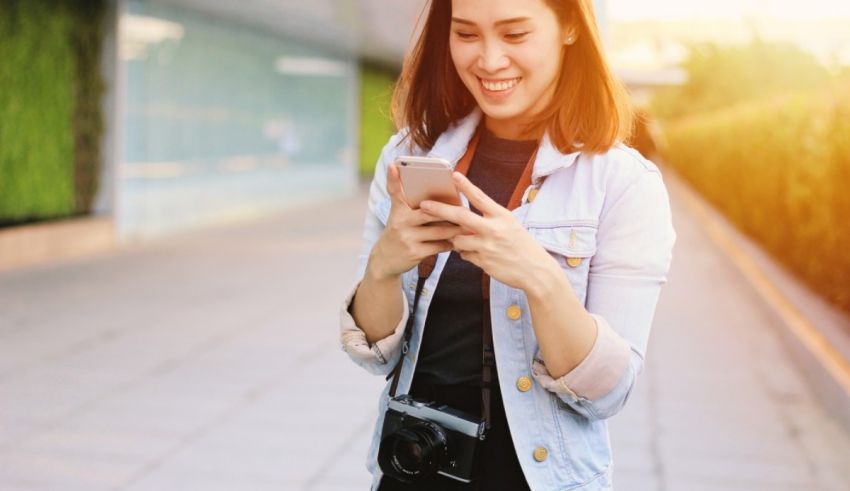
[450, 42, 476, 72]
[450, 44, 480, 91]
[518, 45, 561, 87]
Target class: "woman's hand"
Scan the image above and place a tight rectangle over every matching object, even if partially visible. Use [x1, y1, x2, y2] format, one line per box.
[367, 163, 465, 281]
[419, 172, 559, 292]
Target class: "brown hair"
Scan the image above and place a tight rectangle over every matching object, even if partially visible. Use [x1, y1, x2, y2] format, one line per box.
[391, 0, 633, 154]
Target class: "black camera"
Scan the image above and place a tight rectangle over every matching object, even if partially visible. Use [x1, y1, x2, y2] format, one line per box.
[377, 394, 487, 484]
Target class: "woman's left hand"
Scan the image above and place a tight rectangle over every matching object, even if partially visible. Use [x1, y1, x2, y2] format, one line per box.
[419, 171, 558, 292]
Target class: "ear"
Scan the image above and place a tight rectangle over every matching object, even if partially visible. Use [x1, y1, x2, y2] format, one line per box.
[562, 25, 578, 45]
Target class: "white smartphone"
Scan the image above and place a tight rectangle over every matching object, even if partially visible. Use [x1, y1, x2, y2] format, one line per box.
[395, 155, 461, 210]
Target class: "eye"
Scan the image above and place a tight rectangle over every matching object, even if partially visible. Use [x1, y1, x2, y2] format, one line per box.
[454, 31, 477, 40]
[505, 32, 529, 40]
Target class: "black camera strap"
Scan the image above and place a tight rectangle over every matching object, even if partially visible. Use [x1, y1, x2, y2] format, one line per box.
[385, 124, 539, 433]
[387, 263, 433, 398]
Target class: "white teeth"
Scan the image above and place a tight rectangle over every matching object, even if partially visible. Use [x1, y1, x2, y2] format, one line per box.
[481, 77, 520, 92]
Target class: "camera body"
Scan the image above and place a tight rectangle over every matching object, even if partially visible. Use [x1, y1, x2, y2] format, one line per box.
[378, 394, 486, 484]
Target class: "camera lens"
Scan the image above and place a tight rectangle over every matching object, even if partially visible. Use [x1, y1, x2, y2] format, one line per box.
[395, 439, 424, 469]
[378, 420, 448, 482]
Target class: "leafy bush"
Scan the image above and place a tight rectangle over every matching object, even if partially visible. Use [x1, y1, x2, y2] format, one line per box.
[662, 85, 850, 314]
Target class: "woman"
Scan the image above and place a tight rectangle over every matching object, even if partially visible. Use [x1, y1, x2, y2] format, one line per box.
[340, 0, 676, 489]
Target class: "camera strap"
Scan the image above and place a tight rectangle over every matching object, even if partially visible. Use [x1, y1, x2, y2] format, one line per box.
[386, 123, 539, 432]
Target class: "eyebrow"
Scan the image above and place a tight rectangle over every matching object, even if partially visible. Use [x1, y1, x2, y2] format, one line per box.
[450, 16, 531, 27]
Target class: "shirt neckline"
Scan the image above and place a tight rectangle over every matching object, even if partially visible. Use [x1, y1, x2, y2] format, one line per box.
[476, 124, 539, 162]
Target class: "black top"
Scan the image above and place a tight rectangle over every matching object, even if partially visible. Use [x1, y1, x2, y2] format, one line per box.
[377, 125, 538, 490]
[413, 125, 538, 386]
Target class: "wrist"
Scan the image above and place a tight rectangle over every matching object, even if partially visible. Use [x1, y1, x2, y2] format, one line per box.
[523, 257, 570, 302]
[365, 255, 398, 285]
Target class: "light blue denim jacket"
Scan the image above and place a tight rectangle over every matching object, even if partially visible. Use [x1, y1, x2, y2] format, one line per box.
[339, 107, 676, 490]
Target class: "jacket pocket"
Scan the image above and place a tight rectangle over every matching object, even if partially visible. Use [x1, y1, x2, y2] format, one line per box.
[548, 391, 613, 483]
[527, 223, 597, 304]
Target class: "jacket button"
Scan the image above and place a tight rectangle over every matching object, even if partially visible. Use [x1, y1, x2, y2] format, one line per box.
[533, 446, 548, 462]
[527, 187, 539, 203]
[516, 376, 533, 392]
[506, 304, 522, 320]
[566, 257, 583, 268]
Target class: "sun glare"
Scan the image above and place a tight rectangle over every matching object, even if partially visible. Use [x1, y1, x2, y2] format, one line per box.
[609, 0, 850, 21]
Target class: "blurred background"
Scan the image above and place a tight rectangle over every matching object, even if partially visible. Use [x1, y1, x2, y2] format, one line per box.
[1, 0, 849, 490]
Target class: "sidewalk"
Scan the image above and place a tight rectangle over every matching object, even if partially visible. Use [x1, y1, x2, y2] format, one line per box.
[0, 174, 848, 490]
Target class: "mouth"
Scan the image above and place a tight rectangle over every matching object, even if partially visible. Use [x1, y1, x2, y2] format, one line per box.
[477, 76, 521, 97]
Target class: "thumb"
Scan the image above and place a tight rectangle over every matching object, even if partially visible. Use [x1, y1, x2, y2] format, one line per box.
[452, 172, 501, 216]
[386, 162, 410, 209]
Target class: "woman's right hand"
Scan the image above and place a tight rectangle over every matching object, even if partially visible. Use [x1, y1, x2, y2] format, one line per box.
[367, 162, 464, 281]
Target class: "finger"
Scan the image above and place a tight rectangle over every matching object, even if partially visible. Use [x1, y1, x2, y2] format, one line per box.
[414, 224, 463, 242]
[420, 199, 488, 232]
[452, 172, 505, 217]
[423, 240, 453, 256]
[408, 208, 453, 227]
[449, 233, 481, 253]
[385, 162, 410, 209]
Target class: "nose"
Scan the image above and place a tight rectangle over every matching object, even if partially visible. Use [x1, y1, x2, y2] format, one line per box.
[476, 39, 510, 74]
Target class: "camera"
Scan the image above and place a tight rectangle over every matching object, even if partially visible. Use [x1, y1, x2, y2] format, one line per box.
[377, 394, 487, 484]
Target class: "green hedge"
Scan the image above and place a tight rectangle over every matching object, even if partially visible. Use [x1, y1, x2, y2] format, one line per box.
[358, 63, 398, 178]
[0, 0, 105, 226]
[662, 84, 850, 314]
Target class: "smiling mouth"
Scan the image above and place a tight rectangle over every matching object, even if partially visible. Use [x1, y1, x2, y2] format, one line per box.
[478, 76, 522, 92]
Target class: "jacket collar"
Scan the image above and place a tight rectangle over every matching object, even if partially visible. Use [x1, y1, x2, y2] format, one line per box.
[425, 107, 582, 186]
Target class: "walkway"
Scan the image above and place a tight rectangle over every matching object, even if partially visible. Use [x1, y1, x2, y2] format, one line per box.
[0, 172, 848, 490]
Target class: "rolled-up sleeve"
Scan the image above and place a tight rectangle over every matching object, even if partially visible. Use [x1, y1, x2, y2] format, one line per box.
[531, 313, 631, 402]
[338, 131, 411, 376]
[340, 276, 408, 376]
[531, 168, 676, 420]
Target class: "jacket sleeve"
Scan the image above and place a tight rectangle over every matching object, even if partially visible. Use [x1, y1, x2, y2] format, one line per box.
[338, 131, 412, 376]
[531, 169, 676, 420]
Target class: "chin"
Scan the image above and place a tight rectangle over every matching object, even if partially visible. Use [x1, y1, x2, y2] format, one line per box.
[477, 101, 526, 122]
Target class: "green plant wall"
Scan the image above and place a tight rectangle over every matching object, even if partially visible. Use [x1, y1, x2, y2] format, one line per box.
[0, 0, 105, 226]
[358, 63, 398, 178]
[70, 0, 107, 214]
[0, 0, 75, 224]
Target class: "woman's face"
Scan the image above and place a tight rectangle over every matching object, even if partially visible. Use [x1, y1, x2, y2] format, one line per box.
[449, 0, 571, 139]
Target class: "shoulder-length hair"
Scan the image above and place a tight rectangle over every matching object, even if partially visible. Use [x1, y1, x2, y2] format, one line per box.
[391, 0, 633, 154]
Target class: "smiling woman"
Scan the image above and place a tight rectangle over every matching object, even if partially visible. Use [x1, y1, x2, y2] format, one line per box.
[340, 1, 676, 490]
[393, 0, 632, 154]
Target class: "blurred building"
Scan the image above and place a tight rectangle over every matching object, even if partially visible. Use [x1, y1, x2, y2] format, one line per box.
[98, 0, 424, 240]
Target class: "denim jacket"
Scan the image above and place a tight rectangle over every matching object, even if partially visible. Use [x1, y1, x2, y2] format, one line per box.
[339, 107, 676, 490]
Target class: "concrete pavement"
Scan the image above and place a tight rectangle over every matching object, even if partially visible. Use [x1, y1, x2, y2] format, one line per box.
[0, 172, 848, 490]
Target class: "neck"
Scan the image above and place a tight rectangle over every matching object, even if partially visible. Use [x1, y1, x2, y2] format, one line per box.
[484, 115, 543, 141]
